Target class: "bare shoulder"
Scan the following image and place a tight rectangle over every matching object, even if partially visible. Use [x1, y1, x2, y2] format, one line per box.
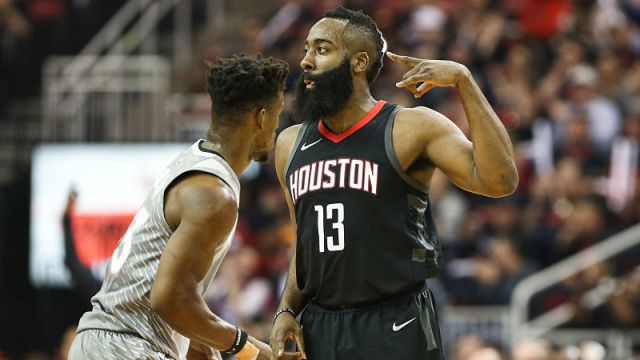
[395, 106, 458, 140]
[174, 173, 236, 210]
[275, 124, 303, 173]
[396, 106, 455, 131]
[166, 172, 237, 229]
[276, 124, 303, 150]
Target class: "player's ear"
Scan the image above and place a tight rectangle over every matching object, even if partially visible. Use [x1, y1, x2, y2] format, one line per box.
[256, 108, 268, 130]
[351, 52, 369, 75]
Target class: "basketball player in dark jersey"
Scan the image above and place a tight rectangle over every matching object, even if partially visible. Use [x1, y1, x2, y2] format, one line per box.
[270, 7, 518, 360]
[69, 55, 288, 360]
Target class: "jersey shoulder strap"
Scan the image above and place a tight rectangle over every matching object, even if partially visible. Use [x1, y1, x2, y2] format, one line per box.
[384, 105, 429, 193]
[282, 122, 310, 181]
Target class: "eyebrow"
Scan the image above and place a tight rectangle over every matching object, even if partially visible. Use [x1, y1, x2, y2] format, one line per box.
[304, 38, 336, 47]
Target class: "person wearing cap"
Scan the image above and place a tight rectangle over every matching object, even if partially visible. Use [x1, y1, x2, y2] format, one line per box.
[564, 64, 622, 157]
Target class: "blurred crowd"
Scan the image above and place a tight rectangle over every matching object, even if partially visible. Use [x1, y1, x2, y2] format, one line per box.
[452, 335, 614, 360]
[3, 0, 640, 359]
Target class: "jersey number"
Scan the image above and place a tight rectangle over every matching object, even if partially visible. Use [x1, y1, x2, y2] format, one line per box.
[313, 203, 345, 253]
[110, 208, 148, 275]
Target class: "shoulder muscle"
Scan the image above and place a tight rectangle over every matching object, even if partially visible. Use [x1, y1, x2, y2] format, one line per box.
[167, 173, 237, 239]
[275, 124, 303, 179]
[395, 106, 464, 143]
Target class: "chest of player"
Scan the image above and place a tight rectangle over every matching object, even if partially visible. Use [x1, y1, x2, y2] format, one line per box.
[286, 109, 401, 206]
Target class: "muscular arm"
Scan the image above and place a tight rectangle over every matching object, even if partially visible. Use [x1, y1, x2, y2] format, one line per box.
[274, 125, 307, 313]
[149, 173, 238, 351]
[279, 252, 307, 311]
[388, 52, 518, 197]
[454, 69, 517, 194]
[270, 125, 307, 359]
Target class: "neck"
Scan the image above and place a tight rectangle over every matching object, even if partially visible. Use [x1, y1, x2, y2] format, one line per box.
[324, 81, 377, 134]
[204, 127, 252, 177]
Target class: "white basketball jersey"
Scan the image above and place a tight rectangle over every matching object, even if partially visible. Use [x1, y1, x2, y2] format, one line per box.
[77, 140, 240, 359]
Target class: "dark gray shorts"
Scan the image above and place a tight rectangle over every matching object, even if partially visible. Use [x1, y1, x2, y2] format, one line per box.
[69, 329, 173, 360]
[301, 289, 445, 360]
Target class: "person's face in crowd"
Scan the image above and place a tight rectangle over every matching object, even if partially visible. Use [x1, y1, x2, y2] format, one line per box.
[568, 82, 596, 103]
[250, 91, 285, 162]
[511, 339, 552, 360]
[295, 18, 354, 123]
[557, 40, 584, 67]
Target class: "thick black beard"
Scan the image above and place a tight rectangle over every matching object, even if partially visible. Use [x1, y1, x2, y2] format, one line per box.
[294, 58, 354, 124]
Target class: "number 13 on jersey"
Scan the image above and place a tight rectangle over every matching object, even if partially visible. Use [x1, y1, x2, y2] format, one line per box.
[313, 203, 345, 253]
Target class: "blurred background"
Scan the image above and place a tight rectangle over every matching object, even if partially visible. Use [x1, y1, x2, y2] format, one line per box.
[1, 0, 640, 359]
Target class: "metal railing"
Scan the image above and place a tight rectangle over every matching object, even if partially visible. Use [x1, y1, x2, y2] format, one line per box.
[539, 329, 640, 359]
[0, 98, 42, 185]
[510, 223, 640, 346]
[42, 55, 170, 141]
[41, 0, 227, 143]
[443, 306, 511, 352]
[444, 306, 639, 358]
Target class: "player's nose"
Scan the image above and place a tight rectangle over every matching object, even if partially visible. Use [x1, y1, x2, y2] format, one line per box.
[300, 53, 314, 71]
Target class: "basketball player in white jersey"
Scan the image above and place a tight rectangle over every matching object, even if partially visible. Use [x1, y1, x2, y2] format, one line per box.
[69, 55, 289, 360]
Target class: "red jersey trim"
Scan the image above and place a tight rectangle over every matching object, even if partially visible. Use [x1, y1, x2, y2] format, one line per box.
[318, 100, 387, 143]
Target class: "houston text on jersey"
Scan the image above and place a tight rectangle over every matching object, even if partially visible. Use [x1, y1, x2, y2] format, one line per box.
[288, 158, 379, 203]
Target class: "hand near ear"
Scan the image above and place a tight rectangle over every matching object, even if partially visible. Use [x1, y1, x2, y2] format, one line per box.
[386, 52, 468, 98]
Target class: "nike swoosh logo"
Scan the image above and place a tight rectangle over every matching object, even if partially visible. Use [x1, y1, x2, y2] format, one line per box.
[392, 317, 416, 332]
[300, 139, 322, 151]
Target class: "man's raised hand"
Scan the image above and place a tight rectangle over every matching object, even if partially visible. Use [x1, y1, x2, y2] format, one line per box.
[386, 51, 469, 98]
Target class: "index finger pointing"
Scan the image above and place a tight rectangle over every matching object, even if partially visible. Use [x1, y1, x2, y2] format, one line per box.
[386, 52, 420, 66]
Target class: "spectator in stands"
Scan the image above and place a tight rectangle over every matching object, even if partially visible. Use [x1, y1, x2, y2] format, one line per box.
[470, 236, 538, 305]
[453, 334, 487, 360]
[62, 190, 102, 300]
[511, 339, 553, 360]
[555, 110, 599, 170]
[467, 347, 504, 360]
[485, 43, 537, 129]
[205, 244, 277, 341]
[429, 170, 469, 245]
[605, 266, 640, 328]
[562, 64, 622, 158]
[553, 198, 608, 262]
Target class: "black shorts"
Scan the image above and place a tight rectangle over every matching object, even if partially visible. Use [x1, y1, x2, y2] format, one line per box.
[300, 289, 445, 360]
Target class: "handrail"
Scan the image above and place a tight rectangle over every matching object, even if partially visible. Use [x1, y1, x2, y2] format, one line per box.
[42, 0, 230, 142]
[44, 0, 182, 132]
[63, 0, 153, 77]
[43, 0, 154, 139]
[510, 223, 640, 345]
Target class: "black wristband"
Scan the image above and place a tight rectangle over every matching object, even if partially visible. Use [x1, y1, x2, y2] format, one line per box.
[222, 326, 248, 355]
[273, 307, 296, 324]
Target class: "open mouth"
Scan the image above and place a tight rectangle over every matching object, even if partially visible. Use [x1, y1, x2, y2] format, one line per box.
[304, 79, 316, 89]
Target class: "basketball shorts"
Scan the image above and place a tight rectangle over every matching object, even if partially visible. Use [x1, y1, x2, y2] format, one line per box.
[69, 329, 172, 360]
[300, 288, 445, 360]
